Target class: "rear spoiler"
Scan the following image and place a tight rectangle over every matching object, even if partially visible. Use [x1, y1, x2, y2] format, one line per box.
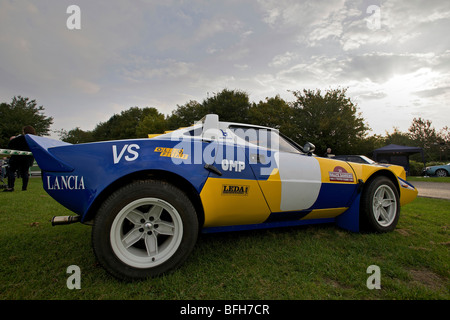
[25, 134, 74, 172]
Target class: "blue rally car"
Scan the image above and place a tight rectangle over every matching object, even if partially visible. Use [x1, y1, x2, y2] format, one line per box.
[26, 114, 418, 280]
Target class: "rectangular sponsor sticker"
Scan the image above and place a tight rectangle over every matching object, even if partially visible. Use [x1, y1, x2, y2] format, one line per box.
[329, 166, 354, 182]
[222, 184, 249, 196]
[154, 147, 189, 159]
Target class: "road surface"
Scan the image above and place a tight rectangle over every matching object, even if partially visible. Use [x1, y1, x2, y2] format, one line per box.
[410, 181, 450, 200]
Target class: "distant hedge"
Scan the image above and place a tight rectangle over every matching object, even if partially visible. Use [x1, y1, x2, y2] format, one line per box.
[410, 160, 448, 176]
[409, 161, 425, 176]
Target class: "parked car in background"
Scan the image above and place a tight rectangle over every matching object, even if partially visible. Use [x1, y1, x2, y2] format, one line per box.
[422, 163, 450, 177]
[333, 155, 376, 165]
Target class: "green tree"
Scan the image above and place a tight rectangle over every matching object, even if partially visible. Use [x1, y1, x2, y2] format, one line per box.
[385, 127, 413, 146]
[136, 108, 167, 137]
[439, 126, 450, 143]
[408, 117, 441, 161]
[57, 127, 94, 144]
[437, 126, 449, 161]
[355, 134, 385, 158]
[92, 107, 162, 141]
[166, 100, 205, 129]
[167, 89, 252, 129]
[248, 95, 297, 139]
[290, 88, 370, 155]
[0, 96, 53, 148]
[202, 89, 251, 123]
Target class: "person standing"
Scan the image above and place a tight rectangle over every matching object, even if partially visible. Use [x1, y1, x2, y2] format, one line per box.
[3, 126, 36, 192]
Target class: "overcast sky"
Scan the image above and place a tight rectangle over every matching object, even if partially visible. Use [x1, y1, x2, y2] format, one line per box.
[1, 0, 449, 139]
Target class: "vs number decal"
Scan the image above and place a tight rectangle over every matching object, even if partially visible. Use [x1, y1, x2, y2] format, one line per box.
[112, 144, 140, 164]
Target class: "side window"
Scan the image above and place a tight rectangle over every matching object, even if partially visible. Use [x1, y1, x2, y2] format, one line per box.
[229, 126, 263, 148]
[183, 127, 203, 137]
[348, 156, 363, 163]
[229, 126, 301, 154]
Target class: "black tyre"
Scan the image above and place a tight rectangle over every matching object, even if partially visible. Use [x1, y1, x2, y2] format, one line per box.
[92, 180, 198, 281]
[360, 176, 400, 233]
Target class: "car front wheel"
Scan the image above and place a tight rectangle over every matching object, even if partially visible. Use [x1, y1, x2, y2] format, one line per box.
[92, 180, 198, 281]
[360, 176, 400, 233]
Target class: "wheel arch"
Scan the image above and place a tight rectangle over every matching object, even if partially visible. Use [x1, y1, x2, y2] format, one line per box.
[361, 169, 400, 196]
[82, 170, 205, 227]
[358, 168, 402, 233]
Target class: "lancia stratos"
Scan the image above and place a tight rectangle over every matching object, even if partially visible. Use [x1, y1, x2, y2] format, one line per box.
[26, 114, 418, 280]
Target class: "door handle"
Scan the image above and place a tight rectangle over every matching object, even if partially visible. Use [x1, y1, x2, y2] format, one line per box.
[204, 163, 222, 176]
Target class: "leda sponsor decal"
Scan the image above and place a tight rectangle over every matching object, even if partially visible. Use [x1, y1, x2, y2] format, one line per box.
[222, 184, 249, 196]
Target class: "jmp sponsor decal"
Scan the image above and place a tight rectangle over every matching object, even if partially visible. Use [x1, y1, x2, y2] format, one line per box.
[222, 184, 249, 196]
[47, 176, 85, 190]
[329, 166, 354, 182]
[154, 147, 188, 159]
[221, 159, 245, 172]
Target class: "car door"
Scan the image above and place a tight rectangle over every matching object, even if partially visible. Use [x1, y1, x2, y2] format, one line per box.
[199, 129, 272, 228]
[250, 148, 322, 214]
[226, 126, 320, 213]
[241, 128, 357, 220]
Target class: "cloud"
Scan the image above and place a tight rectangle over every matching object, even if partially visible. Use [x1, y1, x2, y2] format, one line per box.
[71, 78, 101, 94]
[340, 0, 450, 51]
[356, 91, 388, 101]
[258, 0, 346, 28]
[195, 18, 244, 41]
[413, 86, 450, 98]
[1, 0, 449, 137]
[269, 52, 298, 67]
[122, 59, 195, 81]
[257, 0, 450, 56]
[234, 64, 250, 70]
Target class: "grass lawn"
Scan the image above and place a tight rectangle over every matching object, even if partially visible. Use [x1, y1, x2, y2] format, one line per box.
[0, 178, 449, 300]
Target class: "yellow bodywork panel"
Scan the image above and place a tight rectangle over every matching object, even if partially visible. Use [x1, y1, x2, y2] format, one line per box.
[315, 157, 359, 184]
[200, 178, 271, 227]
[348, 162, 417, 206]
[199, 155, 418, 229]
[257, 168, 281, 212]
[148, 134, 163, 139]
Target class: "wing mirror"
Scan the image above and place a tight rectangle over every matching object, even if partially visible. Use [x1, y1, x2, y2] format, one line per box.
[303, 142, 315, 155]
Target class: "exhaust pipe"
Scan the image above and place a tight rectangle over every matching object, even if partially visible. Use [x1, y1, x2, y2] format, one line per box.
[51, 215, 81, 226]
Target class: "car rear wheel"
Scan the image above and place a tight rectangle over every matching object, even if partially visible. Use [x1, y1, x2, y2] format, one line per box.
[435, 169, 448, 177]
[92, 180, 198, 281]
[360, 176, 400, 233]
